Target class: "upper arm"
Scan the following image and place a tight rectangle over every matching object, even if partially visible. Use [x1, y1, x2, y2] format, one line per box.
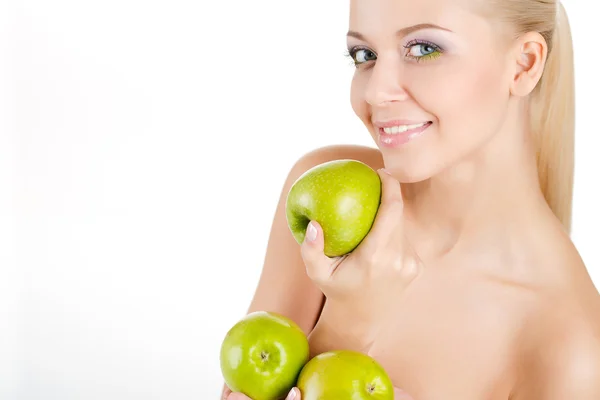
[222, 145, 382, 395]
[245, 144, 384, 335]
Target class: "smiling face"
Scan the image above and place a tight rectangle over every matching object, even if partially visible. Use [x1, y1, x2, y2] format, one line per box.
[348, 0, 516, 182]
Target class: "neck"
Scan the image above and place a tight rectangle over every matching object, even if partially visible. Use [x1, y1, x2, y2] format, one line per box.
[400, 101, 550, 261]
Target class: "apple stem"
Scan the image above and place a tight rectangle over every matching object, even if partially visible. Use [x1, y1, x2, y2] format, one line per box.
[261, 351, 269, 362]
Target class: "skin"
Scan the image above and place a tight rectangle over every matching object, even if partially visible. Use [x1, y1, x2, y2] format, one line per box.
[222, 0, 600, 398]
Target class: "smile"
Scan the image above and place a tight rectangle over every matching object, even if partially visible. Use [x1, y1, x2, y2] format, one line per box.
[382, 122, 430, 135]
[377, 121, 433, 147]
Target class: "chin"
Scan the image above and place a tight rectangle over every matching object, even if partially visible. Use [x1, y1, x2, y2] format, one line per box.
[381, 155, 444, 183]
[383, 165, 434, 184]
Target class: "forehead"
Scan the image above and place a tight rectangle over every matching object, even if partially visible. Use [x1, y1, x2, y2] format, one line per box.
[349, 0, 485, 35]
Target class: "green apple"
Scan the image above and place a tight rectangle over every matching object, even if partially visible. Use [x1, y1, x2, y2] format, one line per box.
[220, 311, 310, 400]
[297, 350, 394, 399]
[285, 159, 382, 257]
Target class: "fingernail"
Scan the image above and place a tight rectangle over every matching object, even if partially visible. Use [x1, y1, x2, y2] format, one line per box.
[306, 222, 317, 242]
[380, 168, 392, 175]
[286, 388, 297, 400]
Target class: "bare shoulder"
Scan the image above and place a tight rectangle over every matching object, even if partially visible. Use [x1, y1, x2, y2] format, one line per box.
[241, 143, 383, 336]
[512, 291, 600, 399]
[292, 144, 384, 172]
[534, 313, 600, 399]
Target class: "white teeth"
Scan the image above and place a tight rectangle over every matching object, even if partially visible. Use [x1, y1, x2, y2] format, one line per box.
[383, 122, 428, 135]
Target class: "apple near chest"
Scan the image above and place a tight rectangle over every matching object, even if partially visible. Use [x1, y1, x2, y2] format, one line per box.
[219, 311, 394, 400]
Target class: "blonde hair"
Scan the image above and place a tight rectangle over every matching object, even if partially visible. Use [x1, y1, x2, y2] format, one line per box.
[489, 1, 576, 234]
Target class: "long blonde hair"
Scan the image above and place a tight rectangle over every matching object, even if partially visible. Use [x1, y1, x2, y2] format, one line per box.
[489, 1, 576, 234]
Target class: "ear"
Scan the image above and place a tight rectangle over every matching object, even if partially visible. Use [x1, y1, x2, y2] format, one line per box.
[510, 31, 548, 97]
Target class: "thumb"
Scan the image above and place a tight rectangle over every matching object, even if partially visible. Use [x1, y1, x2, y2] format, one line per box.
[221, 386, 232, 400]
[300, 221, 336, 283]
[225, 393, 251, 400]
[393, 387, 415, 400]
[286, 387, 301, 400]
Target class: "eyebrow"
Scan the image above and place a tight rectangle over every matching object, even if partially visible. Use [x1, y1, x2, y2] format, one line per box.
[347, 23, 453, 41]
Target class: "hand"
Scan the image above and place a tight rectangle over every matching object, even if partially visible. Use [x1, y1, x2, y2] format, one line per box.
[221, 386, 300, 400]
[222, 385, 412, 399]
[301, 168, 423, 347]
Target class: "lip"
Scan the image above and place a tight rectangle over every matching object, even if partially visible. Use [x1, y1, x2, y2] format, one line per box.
[373, 119, 432, 128]
[377, 121, 433, 148]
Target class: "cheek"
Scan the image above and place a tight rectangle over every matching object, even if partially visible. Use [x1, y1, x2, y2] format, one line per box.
[350, 72, 370, 124]
[434, 59, 508, 133]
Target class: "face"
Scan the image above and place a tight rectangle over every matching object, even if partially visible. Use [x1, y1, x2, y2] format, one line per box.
[348, 0, 515, 182]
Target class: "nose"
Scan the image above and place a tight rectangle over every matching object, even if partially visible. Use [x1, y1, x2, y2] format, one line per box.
[364, 58, 409, 107]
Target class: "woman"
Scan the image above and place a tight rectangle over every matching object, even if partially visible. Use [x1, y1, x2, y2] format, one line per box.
[223, 0, 600, 398]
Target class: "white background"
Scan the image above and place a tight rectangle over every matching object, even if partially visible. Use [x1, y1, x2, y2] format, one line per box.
[4, 0, 599, 399]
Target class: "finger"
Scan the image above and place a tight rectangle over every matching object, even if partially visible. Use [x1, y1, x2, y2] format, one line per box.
[360, 169, 404, 248]
[221, 386, 232, 400]
[286, 387, 301, 400]
[225, 387, 300, 400]
[378, 168, 403, 206]
[226, 393, 252, 400]
[393, 387, 415, 400]
[300, 221, 338, 283]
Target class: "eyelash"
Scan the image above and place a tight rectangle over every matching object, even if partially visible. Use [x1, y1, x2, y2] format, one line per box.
[345, 39, 444, 66]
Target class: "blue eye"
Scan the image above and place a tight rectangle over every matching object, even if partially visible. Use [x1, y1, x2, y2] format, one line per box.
[409, 44, 435, 56]
[404, 40, 443, 62]
[346, 40, 443, 67]
[347, 47, 377, 65]
[354, 48, 377, 63]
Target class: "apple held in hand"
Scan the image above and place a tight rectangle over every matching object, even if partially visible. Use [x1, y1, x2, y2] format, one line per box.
[297, 350, 394, 400]
[220, 311, 310, 400]
[285, 159, 382, 257]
